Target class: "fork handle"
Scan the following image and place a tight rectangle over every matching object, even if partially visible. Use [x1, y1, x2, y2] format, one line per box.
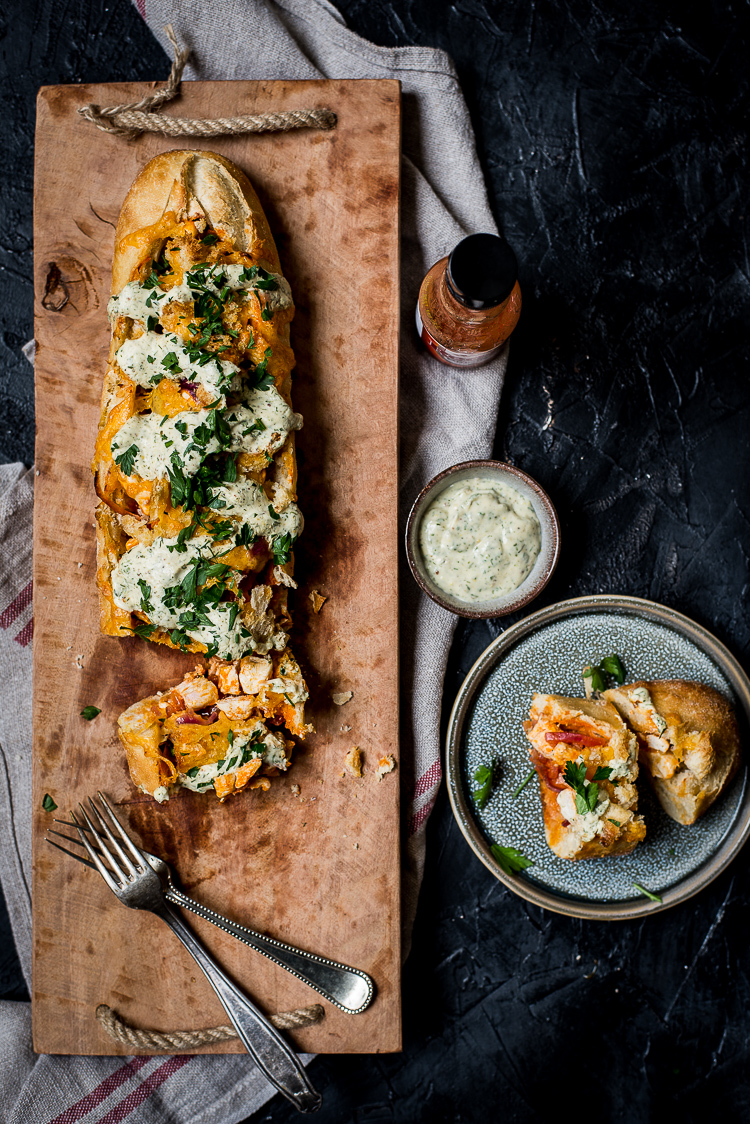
[165, 886, 374, 1014]
[155, 903, 321, 1114]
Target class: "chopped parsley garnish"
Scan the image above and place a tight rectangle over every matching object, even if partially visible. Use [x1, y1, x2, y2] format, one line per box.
[161, 352, 183, 375]
[113, 444, 139, 476]
[261, 308, 273, 322]
[583, 654, 626, 694]
[512, 768, 536, 798]
[80, 706, 101, 721]
[563, 760, 612, 816]
[122, 622, 157, 641]
[632, 882, 662, 903]
[137, 579, 154, 614]
[241, 418, 267, 437]
[42, 793, 58, 812]
[272, 533, 293, 566]
[268, 504, 281, 521]
[201, 231, 220, 246]
[472, 764, 494, 810]
[252, 348, 274, 390]
[490, 843, 533, 875]
[186, 766, 201, 778]
[227, 730, 234, 747]
[235, 524, 257, 547]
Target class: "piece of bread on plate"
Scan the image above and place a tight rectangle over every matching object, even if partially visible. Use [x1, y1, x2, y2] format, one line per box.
[118, 651, 308, 803]
[523, 693, 646, 860]
[603, 680, 741, 825]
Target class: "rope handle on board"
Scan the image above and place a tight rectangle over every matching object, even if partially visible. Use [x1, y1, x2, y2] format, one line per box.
[96, 1001, 325, 1050]
[78, 25, 336, 139]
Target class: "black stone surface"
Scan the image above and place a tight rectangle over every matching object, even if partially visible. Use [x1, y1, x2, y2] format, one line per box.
[2, 1, 750, 1120]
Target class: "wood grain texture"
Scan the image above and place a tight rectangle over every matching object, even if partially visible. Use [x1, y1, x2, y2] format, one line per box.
[32, 79, 401, 1056]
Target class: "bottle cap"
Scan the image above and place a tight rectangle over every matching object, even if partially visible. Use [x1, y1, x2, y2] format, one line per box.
[446, 233, 518, 310]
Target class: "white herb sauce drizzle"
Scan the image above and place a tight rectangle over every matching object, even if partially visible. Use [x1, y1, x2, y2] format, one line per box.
[111, 387, 302, 481]
[112, 536, 290, 659]
[419, 476, 542, 602]
[107, 267, 293, 325]
[115, 331, 240, 403]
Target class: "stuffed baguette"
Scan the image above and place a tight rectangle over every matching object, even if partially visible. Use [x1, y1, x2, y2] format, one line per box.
[603, 680, 740, 824]
[523, 693, 646, 860]
[93, 151, 310, 740]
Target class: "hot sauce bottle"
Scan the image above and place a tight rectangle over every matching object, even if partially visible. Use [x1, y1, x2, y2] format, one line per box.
[415, 233, 521, 368]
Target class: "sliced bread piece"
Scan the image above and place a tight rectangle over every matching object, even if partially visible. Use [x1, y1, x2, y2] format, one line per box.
[603, 679, 741, 825]
[523, 694, 646, 860]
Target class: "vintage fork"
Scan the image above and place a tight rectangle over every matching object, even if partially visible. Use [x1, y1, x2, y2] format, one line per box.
[46, 793, 322, 1114]
[49, 817, 374, 1015]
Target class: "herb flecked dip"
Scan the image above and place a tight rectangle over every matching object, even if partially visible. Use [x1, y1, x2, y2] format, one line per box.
[418, 477, 542, 602]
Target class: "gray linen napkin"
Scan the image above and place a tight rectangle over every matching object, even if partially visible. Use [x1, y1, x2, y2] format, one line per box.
[0, 2, 507, 1119]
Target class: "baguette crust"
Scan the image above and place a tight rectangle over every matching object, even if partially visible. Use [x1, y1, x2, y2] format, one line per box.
[524, 694, 646, 860]
[603, 680, 741, 824]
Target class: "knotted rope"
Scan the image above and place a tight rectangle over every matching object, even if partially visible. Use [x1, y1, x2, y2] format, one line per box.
[96, 1001, 325, 1050]
[78, 25, 336, 140]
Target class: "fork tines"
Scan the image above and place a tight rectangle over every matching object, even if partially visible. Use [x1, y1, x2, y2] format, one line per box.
[45, 792, 147, 891]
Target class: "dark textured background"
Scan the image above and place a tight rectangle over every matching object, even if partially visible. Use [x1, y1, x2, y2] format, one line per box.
[2, 1, 750, 1120]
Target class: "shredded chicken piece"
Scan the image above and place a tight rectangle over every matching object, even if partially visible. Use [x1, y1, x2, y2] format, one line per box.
[332, 690, 353, 706]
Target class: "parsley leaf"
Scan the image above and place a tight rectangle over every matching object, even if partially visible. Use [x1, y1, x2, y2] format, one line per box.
[600, 655, 626, 684]
[583, 654, 626, 693]
[137, 579, 153, 614]
[268, 504, 281, 522]
[513, 768, 536, 798]
[201, 231, 220, 246]
[632, 882, 662, 903]
[80, 705, 101, 721]
[235, 524, 258, 548]
[114, 444, 139, 477]
[583, 664, 606, 693]
[563, 760, 612, 815]
[472, 764, 494, 810]
[272, 533, 293, 566]
[491, 843, 534, 875]
[42, 793, 58, 812]
[122, 622, 157, 641]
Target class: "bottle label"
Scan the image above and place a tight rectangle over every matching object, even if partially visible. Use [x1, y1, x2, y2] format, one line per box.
[415, 306, 504, 369]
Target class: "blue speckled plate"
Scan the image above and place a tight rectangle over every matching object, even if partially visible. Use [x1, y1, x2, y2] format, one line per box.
[446, 595, 750, 919]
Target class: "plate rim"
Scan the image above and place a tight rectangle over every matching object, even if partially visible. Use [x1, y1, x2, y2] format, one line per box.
[445, 593, 750, 920]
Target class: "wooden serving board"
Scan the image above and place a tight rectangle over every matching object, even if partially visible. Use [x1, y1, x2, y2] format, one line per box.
[32, 80, 401, 1056]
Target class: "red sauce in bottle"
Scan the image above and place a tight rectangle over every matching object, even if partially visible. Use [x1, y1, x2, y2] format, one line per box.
[415, 234, 522, 368]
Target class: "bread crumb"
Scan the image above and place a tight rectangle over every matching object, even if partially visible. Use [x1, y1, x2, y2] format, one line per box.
[291, 784, 301, 797]
[309, 589, 327, 613]
[340, 724, 351, 732]
[75, 654, 84, 670]
[353, 842, 359, 850]
[376, 755, 396, 780]
[332, 690, 353, 706]
[343, 747, 363, 778]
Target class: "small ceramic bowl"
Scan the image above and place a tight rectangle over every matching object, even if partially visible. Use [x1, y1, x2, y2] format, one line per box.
[405, 460, 561, 618]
